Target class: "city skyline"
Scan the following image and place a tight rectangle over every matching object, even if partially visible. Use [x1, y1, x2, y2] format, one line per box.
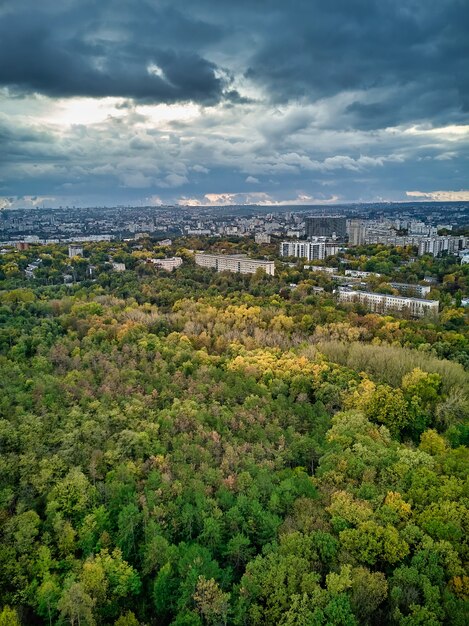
[1, 1, 468, 209]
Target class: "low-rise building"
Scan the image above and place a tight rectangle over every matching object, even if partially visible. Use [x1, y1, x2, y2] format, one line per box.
[304, 265, 336, 274]
[25, 259, 42, 278]
[149, 257, 183, 271]
[460, 250, 469, 265]
[195, 253, 275, 275]
[337, 288, 439, 318]
[68, 245, 83, 258]
[389, 282, 431, 298]
[112, 262, 126, 272]
[344, 269, 381, 278]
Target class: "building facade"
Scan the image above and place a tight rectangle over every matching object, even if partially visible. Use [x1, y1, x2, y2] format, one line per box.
[68, 245, 83, 258]
[337, 288, 438, 318]
[347, 219, 367, 246]
[150, 256, 183, 271]
[306, 216, 347, 239]
[195, 253, 275, 275]
[388, 282, 431, 298]
[280, 240, 326, 261]
[255, 233, 272, 244]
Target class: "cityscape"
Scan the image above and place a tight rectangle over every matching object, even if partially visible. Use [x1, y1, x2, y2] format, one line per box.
[1, 201, 468, 244]
[2, 202, 469, 320]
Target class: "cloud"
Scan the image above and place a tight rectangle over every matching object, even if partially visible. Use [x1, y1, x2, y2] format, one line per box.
[119, 172, 154, 188]
[160, 173, 189, 188]
[145, 195, 163, 206]
[0, 4, 229, 105]
[1, 2, 469, 205]
[192, 164, 209, 174]
[0, 195, 56, 209]
[244, 0, 469, 126]
[406, 190, 469, 201]
[178, 191, 340, 206]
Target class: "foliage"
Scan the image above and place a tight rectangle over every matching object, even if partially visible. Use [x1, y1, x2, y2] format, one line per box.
[0, 240, 467, 625]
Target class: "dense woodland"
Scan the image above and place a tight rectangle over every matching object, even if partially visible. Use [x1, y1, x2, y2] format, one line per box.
[0, 238, 468, 625]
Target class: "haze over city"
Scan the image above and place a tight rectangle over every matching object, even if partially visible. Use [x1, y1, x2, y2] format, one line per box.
[0, 0, 468, 209]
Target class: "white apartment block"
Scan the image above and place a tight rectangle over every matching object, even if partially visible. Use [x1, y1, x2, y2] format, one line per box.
[280, 240, 326, 261]
[344, 269, 381, 278]
[195, 253, 275, 275]
[337, 288, 439, 318]
[417, 236, 465, 257]
[305, 265, 336, 274]
[362, 230, 467, 257]
[68, 245, 83, 258]
[255, 233, 272, 244]
[150, 256, 183, 271]
[389, 282, 431, 298]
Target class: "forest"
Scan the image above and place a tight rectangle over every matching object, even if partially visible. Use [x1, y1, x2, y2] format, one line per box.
[0, 238, 468, 625]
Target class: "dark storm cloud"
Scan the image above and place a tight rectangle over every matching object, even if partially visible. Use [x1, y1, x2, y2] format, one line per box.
[242, 0, 469, 126]
[1, 0, 468, 124]
[1, 0, 469, 205]
[0, 1, 229, 104]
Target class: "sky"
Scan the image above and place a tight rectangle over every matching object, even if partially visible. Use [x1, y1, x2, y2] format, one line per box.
[0, 0, 468, 209]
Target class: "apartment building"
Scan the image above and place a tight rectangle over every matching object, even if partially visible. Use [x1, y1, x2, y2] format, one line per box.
[337, 288, 439, 318]
[347, 219, 367, 246]
[305, 216, 347, 239]
[389, 282, 431, 298]
[68, 245, 83, 258]
[280, 240, 326, 261]
[417, 236, 465, 257]
[195, 253, 275, 275]
[344, 269, 381, 278]
[149, 256, 183, 271]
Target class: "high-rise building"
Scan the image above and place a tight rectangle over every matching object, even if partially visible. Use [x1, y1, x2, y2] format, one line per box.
[347, 219, 366, 246]
[280, 240, 326, 261]
[305, 216, 347, 239]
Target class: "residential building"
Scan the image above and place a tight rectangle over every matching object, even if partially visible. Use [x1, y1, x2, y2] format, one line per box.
[68, 245, 83, 258]
[344, 269, 381, 278]
[25, 259, 42, 278]
[255, 233, 271, 244]
[417, 236, 464, 256]
[347, 219, 367, 246]
[150, 257, 183, 271]
[337, 288, 439, 318]
[280, 240, 326, 261]
[195, 253, 275, 275]
[305, 216, 347, 239]
[304, 265, 336, 274]
[389, 282, 431, 298]
[325, 242, 341, 256]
